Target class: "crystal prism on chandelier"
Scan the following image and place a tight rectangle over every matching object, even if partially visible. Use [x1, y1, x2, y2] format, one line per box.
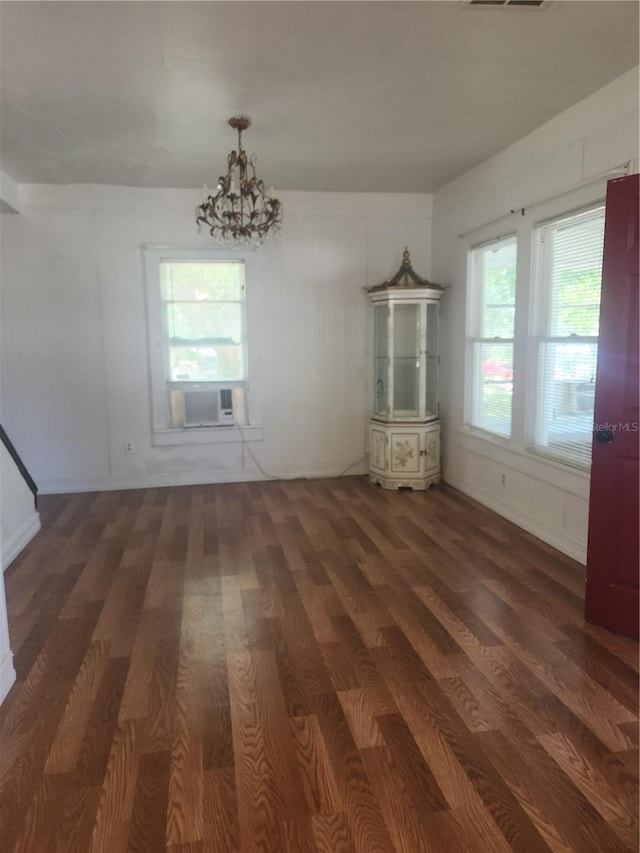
[196, 117, 283, 248]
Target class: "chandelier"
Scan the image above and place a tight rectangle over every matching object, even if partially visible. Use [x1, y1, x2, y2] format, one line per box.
[196, 117, 283, 248]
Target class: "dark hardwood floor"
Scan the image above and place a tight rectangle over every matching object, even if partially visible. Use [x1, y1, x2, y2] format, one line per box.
[0, 478, 637, 852]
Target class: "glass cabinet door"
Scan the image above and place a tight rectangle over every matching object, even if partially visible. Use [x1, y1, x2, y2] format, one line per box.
[374, 304, 388, 416]
[425, 302, 439, 417]
[392, 303, 419, 417]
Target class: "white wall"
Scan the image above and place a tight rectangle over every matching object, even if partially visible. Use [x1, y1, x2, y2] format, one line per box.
[0, 560, 15, 702]
[1, 188, 432, 494]
[0, 444, 39, 700]
[432, 68, 639, 563]
[0, 446, 35, 702]
[0, 169, 20, 214]
[0, 442, 40, 572]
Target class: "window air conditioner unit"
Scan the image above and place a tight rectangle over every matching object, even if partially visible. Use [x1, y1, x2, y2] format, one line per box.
[183, 386, 234, 427]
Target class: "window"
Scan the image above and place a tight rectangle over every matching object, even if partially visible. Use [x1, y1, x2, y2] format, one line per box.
[161, 258, 247, 427]
[162, 259, 246, 384]
[529, 204, 605, 468]
[145, 249, 252, 435]
[467, 235, 517, 438]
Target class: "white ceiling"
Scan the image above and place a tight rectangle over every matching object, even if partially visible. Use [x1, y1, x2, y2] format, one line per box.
[0, 1, 637, 193]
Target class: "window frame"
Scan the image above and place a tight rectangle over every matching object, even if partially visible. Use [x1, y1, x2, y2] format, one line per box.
[527, 202, 606, 470]
[461, 181, 609, 484]
[162, 258, 248, 387]
[466, 233, 518, 440]
[144, 246, 262, 444]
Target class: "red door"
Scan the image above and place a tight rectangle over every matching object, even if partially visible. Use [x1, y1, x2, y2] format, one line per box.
[585, 173, 639, 638]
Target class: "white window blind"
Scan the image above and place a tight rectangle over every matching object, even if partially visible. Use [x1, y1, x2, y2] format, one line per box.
[468, 235, 517, 438]
[529, 205, 605, 468]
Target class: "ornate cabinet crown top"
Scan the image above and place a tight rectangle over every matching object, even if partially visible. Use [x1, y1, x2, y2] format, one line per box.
[367, 247, 446, 293]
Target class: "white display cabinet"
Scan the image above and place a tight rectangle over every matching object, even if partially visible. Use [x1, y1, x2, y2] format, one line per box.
[368, 248, 445, 490]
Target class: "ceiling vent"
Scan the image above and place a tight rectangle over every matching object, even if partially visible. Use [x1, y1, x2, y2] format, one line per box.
[461, 1, 548, 8]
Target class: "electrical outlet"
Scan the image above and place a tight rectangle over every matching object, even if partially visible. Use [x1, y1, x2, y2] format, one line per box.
[124, 441, 134, 454]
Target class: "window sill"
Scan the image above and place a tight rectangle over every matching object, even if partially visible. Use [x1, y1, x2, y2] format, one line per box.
[524, 445, 591, 478]
[152, 424, 263, 447]
[456, 427, 591, 497]
[463, 424, 512, 447]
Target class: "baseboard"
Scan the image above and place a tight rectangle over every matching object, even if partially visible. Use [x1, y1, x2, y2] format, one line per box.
[1, 511, 41, 572]
[36, 461, 370, 496]
[443, 468, 587, 564]
[0, 651, 16, 705]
